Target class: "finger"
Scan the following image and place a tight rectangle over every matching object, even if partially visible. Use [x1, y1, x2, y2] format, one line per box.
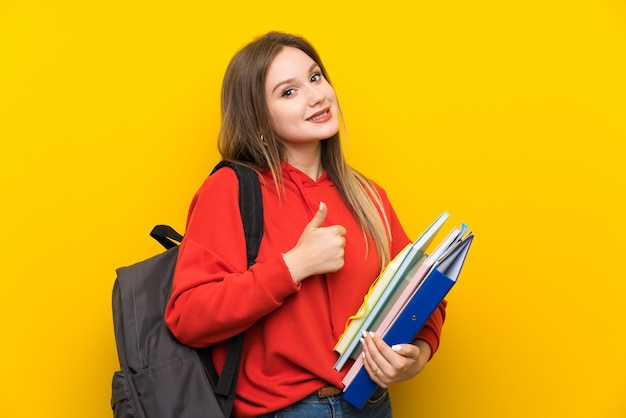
[307, 201, 327, 230]
[361, 335, 379, 381]
[361, 332, 389, 385]
[390, 343, 419, 360]
[368, 332, 418, 377]
[370, 333, 418, 370]
[368, 331, 394, 361]
[331, 229, 347, 249]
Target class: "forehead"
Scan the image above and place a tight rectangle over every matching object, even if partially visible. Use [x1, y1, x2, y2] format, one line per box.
[265, 46, 317, 85]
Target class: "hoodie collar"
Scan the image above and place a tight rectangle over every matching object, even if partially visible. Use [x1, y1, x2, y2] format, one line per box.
[281, 160, 331, 187]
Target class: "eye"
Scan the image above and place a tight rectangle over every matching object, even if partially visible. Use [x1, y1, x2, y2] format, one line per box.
[310, 72, 322, 83]
[281, 88, 296, 98]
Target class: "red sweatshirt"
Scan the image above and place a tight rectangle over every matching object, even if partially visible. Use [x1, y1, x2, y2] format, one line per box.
[165, 162, 446, 417]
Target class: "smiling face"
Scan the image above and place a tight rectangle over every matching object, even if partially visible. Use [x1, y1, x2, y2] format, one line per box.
[264, 46, 339, 154]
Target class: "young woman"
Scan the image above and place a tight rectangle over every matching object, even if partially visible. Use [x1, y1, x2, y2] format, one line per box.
[165, 32, 446, 418]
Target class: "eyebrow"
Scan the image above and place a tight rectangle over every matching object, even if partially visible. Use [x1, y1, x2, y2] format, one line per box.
[271, 63, 320, 94]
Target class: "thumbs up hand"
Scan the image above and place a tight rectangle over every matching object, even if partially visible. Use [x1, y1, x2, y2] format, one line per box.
[282, 202, 347, 284]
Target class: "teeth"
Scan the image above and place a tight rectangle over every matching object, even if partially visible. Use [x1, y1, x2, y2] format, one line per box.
[309, 110, 328, 121]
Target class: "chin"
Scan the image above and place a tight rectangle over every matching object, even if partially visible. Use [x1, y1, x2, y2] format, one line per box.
[321, 126, 340, 140]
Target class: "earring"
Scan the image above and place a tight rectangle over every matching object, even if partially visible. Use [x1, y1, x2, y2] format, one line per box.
[261, 134, 268, 147]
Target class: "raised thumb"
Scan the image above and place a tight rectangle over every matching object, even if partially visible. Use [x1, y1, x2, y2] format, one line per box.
[308, 201, 327, 229]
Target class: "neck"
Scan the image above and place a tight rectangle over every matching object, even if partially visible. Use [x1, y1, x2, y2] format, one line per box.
[284, 142, 323, 180]
[286, 155, 323, 180]
[289, 159, 323, 181]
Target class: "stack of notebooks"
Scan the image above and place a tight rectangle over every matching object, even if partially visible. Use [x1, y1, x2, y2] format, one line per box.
[334, 211, 474, 409]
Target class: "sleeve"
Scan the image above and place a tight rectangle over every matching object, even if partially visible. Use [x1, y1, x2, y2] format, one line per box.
[375, 183, 447, 358]
[164, 168, 300, 347]
[414, 300, 447, 358]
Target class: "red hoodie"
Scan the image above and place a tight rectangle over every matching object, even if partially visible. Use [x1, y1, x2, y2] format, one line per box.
[165, 162, 446, 417]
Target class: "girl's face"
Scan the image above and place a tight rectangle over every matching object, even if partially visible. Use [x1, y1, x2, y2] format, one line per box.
[264, 46, 339, 152]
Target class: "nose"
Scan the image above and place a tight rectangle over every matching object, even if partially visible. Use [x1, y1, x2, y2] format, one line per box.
[307, 84, 324, 106]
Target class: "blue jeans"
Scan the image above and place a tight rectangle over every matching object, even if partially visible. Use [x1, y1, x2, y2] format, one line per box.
[258, 387, 392, 418]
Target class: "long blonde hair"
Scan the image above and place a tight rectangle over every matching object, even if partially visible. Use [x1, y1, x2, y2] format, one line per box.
[218, 32, 392, 267]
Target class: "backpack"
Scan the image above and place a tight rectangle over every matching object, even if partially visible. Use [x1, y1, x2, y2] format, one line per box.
[111, 161, 264, 418]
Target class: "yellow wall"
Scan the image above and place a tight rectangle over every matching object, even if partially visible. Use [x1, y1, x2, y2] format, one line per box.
[1, 1, 625, 417]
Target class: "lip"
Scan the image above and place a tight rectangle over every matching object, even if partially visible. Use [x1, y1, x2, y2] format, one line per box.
[306, 107, 332, 123]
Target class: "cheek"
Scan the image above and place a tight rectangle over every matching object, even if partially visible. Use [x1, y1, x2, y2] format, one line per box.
[267, 106, 297, 138]
[270, 103, 298, 126]
[267, 104, 285, 129]
[323, 84, 338, 103]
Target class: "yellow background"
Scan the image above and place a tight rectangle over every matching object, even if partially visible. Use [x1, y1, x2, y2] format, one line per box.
[1, 1, 625, 417]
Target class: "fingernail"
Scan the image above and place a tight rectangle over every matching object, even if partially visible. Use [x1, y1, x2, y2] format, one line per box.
[369, 331, 375, 338]
[362, 330, 368, 338]
[360, 338, 364, 345]
[392, 344, 402, 351]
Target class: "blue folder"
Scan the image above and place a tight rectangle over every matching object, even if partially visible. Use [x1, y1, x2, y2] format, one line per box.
[342, 234, 474, 409]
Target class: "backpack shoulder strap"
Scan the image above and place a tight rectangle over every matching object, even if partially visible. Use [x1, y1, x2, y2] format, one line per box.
[211, 161, 264, 269]
[204, 160, 264, 415]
